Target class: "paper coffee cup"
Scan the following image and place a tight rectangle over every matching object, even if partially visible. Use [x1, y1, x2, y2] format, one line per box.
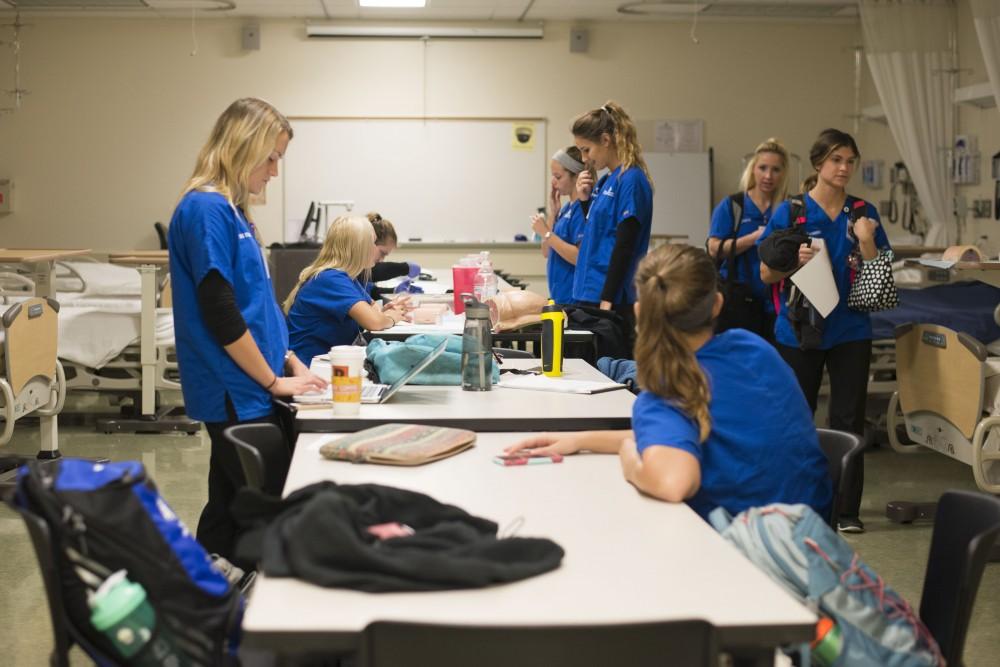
[329, 346, 365, 416]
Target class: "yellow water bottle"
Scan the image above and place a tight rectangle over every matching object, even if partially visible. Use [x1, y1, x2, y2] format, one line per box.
[540, 300, 565, 377]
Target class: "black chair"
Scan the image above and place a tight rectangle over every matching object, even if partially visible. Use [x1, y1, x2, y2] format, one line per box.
[154, 221, 168, 250]
[919, 490, 1000, 667]
[816, 428, 864, 528]
[224, 423, 291, 497]
[359, 620, 717, 667]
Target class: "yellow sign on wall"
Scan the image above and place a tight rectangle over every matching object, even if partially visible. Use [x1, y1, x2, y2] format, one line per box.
[512, 123, 535, 150]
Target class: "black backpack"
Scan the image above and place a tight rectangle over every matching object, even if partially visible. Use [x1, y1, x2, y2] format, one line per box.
[8, 458, 244, 666]
[714, 193, 770, 338]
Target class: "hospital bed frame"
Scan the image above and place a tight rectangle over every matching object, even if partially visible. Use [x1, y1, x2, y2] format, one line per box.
[1, 297, 66, 459]
[885, 323, 1000, 521]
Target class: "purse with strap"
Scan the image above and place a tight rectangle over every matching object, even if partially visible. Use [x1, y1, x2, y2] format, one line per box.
[844, 198, 899, 312]
[714, 193, 769, 338]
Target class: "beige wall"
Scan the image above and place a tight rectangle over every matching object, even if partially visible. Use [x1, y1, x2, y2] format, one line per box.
[0, 17, 859, 252]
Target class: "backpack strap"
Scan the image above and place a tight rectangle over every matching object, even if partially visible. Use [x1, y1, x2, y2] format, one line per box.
[721, 192, 744, 265]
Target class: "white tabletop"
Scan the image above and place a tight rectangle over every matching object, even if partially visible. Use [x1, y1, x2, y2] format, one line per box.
[242, 432, 815, 653]
[379, 312, 591, 341]
[299, 358, 633, 432]
[378, 267, 516, 296]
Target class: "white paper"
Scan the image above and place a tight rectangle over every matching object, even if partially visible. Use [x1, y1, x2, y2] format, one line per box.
[653, 119, 704, 153]
[497, 375, 626, 395]
[789, 239, 839, 318]
[914, 259, 956, 269]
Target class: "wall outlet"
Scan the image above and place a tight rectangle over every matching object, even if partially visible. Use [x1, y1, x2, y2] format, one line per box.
[972, 199, 992, 218]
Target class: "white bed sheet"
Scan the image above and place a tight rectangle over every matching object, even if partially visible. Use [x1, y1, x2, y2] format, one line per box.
[56, 261, 141, 297]
[56, 300, 174, 368]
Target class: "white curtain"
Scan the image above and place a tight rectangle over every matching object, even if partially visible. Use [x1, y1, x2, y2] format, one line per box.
[971, 0, 1000, 108]
[860, 0, 955, 246]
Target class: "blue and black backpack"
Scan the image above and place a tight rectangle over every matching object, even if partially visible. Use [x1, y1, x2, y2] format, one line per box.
[9, 458, 244, 666]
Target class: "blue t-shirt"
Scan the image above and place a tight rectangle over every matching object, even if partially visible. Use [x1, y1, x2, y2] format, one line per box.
[758, 194, 891, 349]
[631, 329, 832, 521]
[709, 193, 772, 311]
[287, 268, 372, 364]
[168, 191, 288, 423]
[572, 166, 653, 304]
[547, 200, 586, 304]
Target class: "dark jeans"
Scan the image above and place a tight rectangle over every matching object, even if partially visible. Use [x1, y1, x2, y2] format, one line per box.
[197, 398, 281, 568]
[778, 339, 872, 519]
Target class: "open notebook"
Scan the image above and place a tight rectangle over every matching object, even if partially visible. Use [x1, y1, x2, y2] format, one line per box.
[319, 423, 476, 466]
[497, 374, 626, 394]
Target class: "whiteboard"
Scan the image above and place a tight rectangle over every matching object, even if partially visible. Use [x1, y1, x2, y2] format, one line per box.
[282, 118, 547, 243]
[644, 152, 712, 246]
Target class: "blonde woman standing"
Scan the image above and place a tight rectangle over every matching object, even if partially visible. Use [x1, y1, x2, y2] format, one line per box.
[505, 245, 830, 521]
[707, 138, 790, 338]
[285, 215, 407, 365]
[168, 98, 326, 563]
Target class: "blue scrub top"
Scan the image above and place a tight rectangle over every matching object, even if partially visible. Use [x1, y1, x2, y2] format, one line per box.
[759, 194, 890, 349]
[709, 193, 772, 311]
[168, 190, 288, 423]
[287, 268, 372, 365]
[547, 200, 586, 305]
[572, 166, 653, 305]
[632, 329, 832, 521]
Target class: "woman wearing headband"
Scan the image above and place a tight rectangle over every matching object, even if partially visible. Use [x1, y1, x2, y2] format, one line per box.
[571, 101, 653, 352]
[504, 245, 830, 521]
[530, 146, 588, 304]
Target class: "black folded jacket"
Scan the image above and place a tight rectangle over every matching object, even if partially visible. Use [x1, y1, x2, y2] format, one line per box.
[759, 227, 812, 274]
[233, 481, 564, 592]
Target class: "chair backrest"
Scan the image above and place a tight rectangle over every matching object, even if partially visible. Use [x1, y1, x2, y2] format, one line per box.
[2, 297, 59, 396]
[154, 221, 168, 250]
[920, 490, 1000, 666]
[224, 423, 291, 497]
[359, 620, 717, 667]
[816, 428, 864, 527]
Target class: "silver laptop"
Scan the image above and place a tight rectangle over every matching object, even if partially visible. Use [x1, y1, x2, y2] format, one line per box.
[361, 338, 449, 404]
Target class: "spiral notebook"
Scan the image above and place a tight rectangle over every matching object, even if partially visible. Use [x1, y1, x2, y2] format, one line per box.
[318, 423, 476, 466]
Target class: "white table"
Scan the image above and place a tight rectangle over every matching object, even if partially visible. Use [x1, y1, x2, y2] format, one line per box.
[242, 432, 816, 660]
[377, 267, 516, 296]
[299, 358, 634, 433]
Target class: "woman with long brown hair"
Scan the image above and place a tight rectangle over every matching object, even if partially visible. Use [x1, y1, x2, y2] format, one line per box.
[505, 244, 830, 521]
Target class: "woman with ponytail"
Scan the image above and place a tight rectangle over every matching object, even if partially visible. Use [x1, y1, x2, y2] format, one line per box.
[505, 245, 830, 521]
[758, 129, 890, 533]
[708, 138, 789, 339]
[530, 145, 588, 304]
[570, 101, 654, 348]
[168, 98, 327, 562]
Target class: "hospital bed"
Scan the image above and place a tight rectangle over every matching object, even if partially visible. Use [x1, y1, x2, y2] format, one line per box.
[884, 323, 1000, 521]
[0, 297, 66, 460]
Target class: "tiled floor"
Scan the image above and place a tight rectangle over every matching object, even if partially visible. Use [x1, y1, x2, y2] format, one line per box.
[1, 423, 998, 665]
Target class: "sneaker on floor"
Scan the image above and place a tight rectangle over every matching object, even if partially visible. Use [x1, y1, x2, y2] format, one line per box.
[837, 517, 865, 534]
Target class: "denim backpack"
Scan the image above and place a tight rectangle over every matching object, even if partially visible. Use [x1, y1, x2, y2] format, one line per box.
[10, 458, 244, 666]
[710, 503, 943, 667]
[366, 334, 499, 386]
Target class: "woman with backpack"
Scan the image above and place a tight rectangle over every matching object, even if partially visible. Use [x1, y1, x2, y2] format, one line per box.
[530, 145, 588, 304]
[570, 101, 654, 349]
[168, 98, 327, 563]
[758, 128, 892, 534]
[707, 138, 789, 341]
[504, 244, 831, 522]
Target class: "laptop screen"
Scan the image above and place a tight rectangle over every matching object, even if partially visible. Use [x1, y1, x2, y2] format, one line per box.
[379, 338, 450, 402]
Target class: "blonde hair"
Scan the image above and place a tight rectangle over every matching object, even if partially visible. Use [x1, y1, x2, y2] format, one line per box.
[181, 97, 292, 227]
[572, 100, 653, 190]
[739, 138, 790, 202]
[368, 211, 398, 246]
[283, 216, 374, 312]
[802, 128, 860, 192]
[634, 244, 716, 442]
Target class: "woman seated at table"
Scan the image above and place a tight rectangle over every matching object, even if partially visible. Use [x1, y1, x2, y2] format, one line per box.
[506, 244, 831, 521]
[285, 215, 409, 364]
[366, 211, 421, 299]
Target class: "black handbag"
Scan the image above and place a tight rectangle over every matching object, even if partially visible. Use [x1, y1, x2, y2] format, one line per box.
[714, 194, 769, 338]
[847, 248, 899, 312]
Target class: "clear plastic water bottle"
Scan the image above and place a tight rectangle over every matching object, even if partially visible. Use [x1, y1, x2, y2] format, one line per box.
[461, 298, 493, 391]
[473, 251, 499, 302]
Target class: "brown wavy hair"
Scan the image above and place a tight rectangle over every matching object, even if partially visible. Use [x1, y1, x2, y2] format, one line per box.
[802, 128, 860, 192]
[634, 244, 717, 442]
[368, 211, 397, 246]
[571, 100, 653, 190]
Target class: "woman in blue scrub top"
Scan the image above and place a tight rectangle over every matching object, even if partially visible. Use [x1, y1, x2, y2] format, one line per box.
[530, 145, 587, 304]
[285, 215, 408, 365]
[504, 245, 831, 522]
[168, 98, 327, 564]
[707, 138, 789, 340]
[570, 101, 653, 349]
[759, 128, 890, 534]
